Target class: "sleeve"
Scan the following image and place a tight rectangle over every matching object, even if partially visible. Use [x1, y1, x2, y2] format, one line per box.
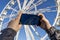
[46, 27, 60, 40]
[0, 28, 17, 40]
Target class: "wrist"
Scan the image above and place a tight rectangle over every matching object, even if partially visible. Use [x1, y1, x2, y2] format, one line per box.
[45, 26, 56, 35]
[2, 28, 17, 36]
[46, 24, 51, 30]
[44, 24, 51, 31]
[46, 21, 51, 30]
[7, 27, 18, 32]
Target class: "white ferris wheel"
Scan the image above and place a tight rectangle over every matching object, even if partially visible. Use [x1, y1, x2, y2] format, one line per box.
[0, 0, 60, 40]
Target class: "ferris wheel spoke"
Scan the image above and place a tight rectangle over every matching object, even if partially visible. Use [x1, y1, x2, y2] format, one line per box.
[29, 0, 42, 10]
[24, 0, 34, 10]
[27, 0, 47, 11]
[40, 34, 48, 40]
[35, 0, 45, 6]
[38, 8, 56, 13]
[30, 25, 41, 38]
[44, 5, 57, 9]
[22, 0, 28, 10]
[9, 6, 20, 18]
[24, 25, 35, 40]
[25, 9, 57, 14]
[10, 7, 18, 12]
[16, 0, 21, 10]
[35, 0, 47, 6]
[21, 10, 37, 15]
[6, 5, 18, 12]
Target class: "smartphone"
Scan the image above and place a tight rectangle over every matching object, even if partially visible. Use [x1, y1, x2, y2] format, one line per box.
[19, 14, 42, 25]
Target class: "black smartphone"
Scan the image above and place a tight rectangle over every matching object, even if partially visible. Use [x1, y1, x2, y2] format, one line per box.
[19, 14, 42, 25]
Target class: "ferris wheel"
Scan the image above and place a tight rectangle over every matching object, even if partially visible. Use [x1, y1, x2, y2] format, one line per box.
[0, 0, 60, 40]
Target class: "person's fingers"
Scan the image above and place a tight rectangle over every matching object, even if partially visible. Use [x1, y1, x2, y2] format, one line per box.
[18, 24, 22, 29]
[19, 24, 22, 27]
[38, 13, 44, 21]
[16, 11, 22, 20]
[38, 13, 43, 16]
[15, 11, 22, 22]
[38, 13, 45, 18]
[38, 13, 46, 20]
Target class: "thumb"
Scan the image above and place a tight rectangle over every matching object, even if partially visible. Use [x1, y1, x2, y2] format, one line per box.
[18, 24, 22, 29]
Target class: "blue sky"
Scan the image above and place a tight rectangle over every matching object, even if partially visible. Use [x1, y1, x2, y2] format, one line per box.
[0, 0, 57, 40]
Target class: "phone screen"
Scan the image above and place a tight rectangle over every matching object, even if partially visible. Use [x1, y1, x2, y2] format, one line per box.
[19, 14, 42, 25]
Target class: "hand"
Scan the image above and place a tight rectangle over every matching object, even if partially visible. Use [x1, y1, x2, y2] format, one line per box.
[7, 11, 22, 32]
[38, 13, 51, 30]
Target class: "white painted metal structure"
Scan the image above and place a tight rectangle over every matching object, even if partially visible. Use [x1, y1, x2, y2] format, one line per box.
[0, 0, 58, 40]
[53, 0, 60, 26]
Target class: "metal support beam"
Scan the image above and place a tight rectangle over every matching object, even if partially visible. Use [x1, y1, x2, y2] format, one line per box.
[24, 0, 34, 10]
[22, 0, 28, 10]
[24, 25, 35, 40]
[53, 0, 60, 26]
[17, 0, 21, 10]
